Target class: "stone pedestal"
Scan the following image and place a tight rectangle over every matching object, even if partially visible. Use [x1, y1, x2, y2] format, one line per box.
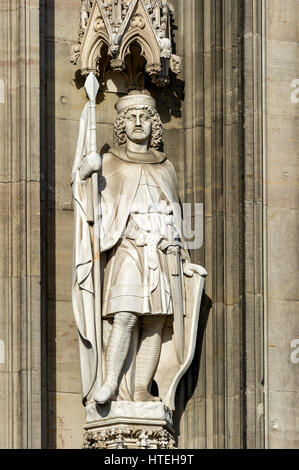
[83, 402, 175, 449]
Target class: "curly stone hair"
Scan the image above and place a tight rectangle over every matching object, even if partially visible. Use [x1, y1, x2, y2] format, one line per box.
[114, 105, 163, 150]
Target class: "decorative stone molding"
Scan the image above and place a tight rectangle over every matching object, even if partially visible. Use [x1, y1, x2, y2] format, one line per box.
[83, 426, 175, 449]
[70, 0, 181, 91]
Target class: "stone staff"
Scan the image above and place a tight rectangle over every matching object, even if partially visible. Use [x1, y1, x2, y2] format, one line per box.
[84, 73, 103, 393]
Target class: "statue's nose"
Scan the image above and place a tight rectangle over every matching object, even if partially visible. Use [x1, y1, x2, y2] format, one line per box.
[135, 115, 141, 126]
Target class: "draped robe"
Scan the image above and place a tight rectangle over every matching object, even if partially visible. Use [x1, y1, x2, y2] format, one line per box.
[72, 107, 206, 408]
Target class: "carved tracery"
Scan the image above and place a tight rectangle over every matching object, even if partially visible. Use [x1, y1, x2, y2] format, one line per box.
[70, 0, 181, 91]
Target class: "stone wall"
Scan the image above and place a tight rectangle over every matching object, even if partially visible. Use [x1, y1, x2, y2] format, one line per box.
[41, 0, 86, 449]
[0, 0, 41, 449]
[0, 0, 298, 449]
[262, 0, 299, 448]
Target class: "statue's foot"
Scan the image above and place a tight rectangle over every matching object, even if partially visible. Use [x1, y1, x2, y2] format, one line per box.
[93, 384, 115, 404]
[134, 388, 162, 402]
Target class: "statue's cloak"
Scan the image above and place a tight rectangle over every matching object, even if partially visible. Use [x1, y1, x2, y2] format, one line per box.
[72, 106, 205, 409]
[98, 145, 187, 253]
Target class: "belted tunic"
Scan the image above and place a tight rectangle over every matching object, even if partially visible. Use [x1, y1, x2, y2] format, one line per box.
[99, 148, 189, 317]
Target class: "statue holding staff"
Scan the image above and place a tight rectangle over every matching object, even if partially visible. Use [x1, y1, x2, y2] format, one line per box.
[72, 77, 207, 411]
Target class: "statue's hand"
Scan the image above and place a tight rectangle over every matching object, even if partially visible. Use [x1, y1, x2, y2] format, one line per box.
[183, 262, 208, 278]
[79, 152, 102, 180]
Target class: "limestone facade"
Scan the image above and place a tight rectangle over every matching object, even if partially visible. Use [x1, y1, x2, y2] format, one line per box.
[0, 0, 298, 449]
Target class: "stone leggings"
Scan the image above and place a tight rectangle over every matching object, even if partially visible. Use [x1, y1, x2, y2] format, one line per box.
[104, 312, 165, 395]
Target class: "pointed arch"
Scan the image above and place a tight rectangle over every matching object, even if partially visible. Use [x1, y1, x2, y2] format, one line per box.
[81, 33, 110, 72]
[119, 28, 161, 66]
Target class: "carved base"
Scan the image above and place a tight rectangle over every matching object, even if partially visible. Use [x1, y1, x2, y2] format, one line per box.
[83, 401, 176, 449]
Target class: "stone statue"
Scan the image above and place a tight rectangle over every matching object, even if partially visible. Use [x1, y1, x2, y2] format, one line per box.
[72, 83, 207, 417]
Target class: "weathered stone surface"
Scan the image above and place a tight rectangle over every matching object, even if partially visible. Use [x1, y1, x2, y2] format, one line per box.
[263, 0, 299, 449]
[0, 0, 297, 450]
[0, 0, 41, 449]
[47, 300, 82, 395]
[86, 401, 173, 426]
[48, 391, 85, 449]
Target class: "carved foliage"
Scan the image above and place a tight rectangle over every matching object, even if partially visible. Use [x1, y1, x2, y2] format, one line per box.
[83, 426, 175, 449]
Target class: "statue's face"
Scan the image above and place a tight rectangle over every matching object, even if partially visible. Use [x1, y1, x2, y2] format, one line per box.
[124, 108, 152, 145]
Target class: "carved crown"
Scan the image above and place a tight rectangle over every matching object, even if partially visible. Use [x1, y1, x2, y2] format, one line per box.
[70, 0, 181, 91]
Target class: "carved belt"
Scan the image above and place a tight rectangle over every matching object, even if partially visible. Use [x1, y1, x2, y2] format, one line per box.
[125, 220, 185, 351]
[125, 220, 182, 275]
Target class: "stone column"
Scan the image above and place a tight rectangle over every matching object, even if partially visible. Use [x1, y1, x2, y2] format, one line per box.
[0, 0, 41, 449]
[243, 0, 265, 449]
[174, 0, 245, 449]
[243, 0, 299, 449]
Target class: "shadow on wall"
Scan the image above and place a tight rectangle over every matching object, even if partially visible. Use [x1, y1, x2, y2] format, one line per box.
[40, 0, 57, 449]
[73, 67, 185, 125]
[173, 291, 212, 446]
[146, 72, 185, 124]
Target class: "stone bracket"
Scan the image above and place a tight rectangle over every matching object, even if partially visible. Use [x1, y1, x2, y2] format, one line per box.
[83, 401, 175, 449]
